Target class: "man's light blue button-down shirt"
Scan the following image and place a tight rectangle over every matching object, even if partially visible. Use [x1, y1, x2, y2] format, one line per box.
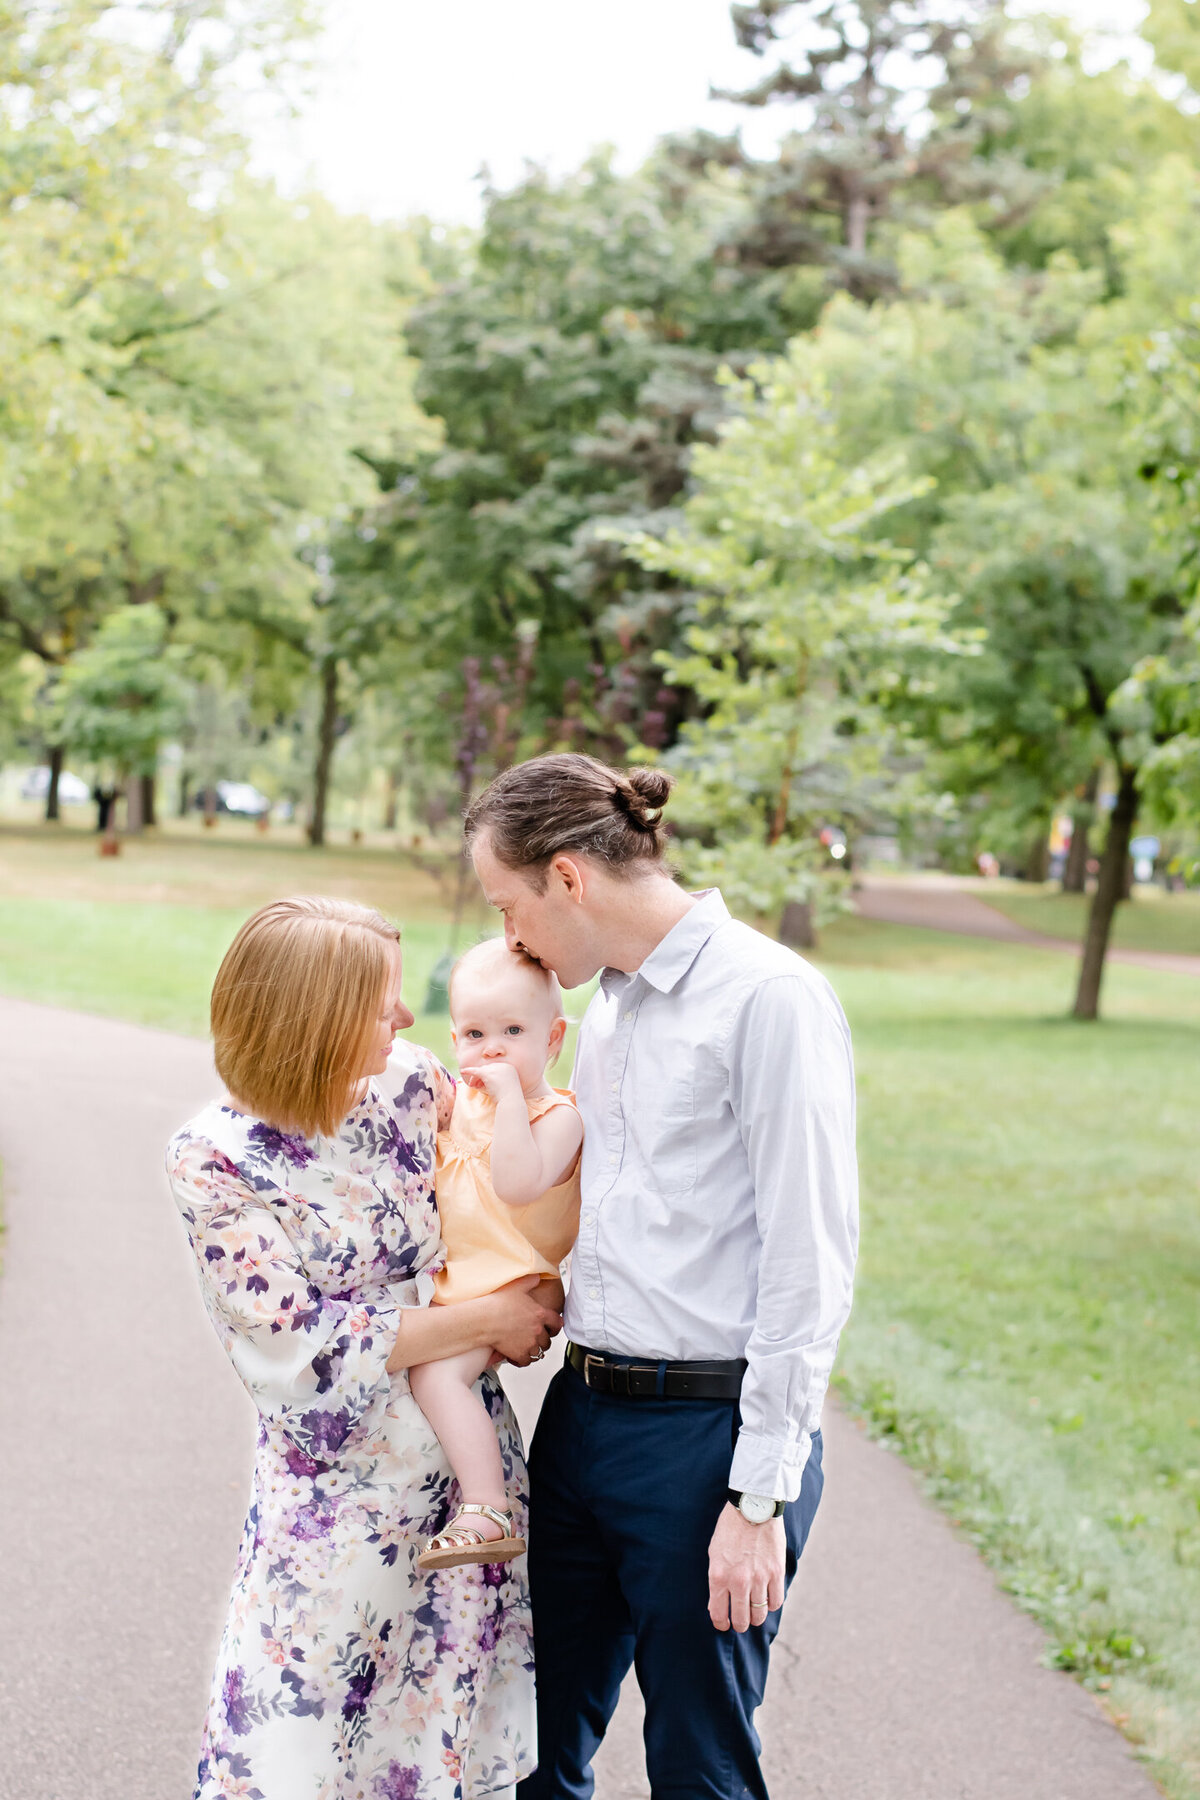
[563, 889, 858, 1501]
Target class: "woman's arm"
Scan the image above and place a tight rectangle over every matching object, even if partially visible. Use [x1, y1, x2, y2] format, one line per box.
[169, 1136, 403, 1461]
[387, 1275, 562, 1373]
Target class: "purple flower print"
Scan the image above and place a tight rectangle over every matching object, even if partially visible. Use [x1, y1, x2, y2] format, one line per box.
[247, 1121, 316, 1168]
[290, 1504, 333, 1541]
[376, 1114, 422, 1177]
[285, 1443, 320, 1479]
[223, 1665, 254, 1736]
[342, 1658, 377, 1721]
[294, 1406, 352, 1459]
[373, 1763, 423, 1800]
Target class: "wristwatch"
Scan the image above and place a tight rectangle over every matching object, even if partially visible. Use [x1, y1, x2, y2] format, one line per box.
[728, 1489, 785, 1523]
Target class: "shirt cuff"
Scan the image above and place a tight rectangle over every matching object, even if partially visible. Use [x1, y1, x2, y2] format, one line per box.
[730, 1427, 813, 1504]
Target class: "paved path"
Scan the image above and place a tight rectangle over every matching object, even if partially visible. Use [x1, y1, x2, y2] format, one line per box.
[0, 996, 1162, 1800]
[856, 873, 1200, 976]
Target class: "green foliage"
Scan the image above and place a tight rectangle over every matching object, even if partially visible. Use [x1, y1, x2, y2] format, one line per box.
[0, 0, 428, 805]
[378, 153, 796, 758]
[619, 350, 964, 916]
[56, 605, 187, 776]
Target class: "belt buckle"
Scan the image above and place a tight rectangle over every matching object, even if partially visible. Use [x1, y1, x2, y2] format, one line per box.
[583, 1353, 606, 1390]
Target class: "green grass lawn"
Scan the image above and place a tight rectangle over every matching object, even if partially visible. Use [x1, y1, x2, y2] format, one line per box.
[814, 919, 1200, 1797]
[980, 882, 1200, 957]
[2, 827, 1198, 1794]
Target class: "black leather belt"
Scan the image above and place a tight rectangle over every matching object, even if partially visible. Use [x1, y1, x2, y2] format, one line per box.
[566, 1340, 746, 1401]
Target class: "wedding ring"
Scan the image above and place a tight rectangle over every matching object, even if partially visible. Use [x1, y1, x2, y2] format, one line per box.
[530, 1348, 545, 1361]
[750, 1597, 769, 1610]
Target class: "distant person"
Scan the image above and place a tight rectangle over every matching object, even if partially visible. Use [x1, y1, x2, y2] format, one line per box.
[411, 939, 582, 1570]
[465, 753, 859, 1800]
[166, 896, 560, 1800]
[92, 783, 117, 833]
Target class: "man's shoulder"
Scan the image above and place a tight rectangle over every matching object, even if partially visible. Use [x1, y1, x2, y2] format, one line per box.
[701, 918, 849, 1030]
[706, 915, 828, 988]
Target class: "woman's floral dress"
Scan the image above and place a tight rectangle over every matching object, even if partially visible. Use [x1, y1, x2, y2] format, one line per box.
[166, 1043, 534, 1800]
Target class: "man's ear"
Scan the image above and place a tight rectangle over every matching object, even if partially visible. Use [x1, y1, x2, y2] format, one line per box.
[549, 853, 587, 903]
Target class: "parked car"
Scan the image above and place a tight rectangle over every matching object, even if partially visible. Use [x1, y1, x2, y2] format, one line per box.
[193, 780, 271, 818]
[19, 766, 91, 804]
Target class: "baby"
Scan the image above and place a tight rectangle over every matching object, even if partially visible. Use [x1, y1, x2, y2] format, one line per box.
[411, 938, 583, 1571]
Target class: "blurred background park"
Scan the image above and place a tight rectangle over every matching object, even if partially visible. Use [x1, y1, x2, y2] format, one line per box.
[2, 0, 1200, 1793]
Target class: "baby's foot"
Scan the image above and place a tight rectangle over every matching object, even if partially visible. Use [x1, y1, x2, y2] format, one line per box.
[416, 1502, 526, 1571]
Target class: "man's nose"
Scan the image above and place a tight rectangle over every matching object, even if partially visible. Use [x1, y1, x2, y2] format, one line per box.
[504, 919, 519, 950]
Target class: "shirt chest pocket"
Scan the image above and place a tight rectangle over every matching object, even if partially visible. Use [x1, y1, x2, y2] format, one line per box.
[625, 1040, 701, 1196]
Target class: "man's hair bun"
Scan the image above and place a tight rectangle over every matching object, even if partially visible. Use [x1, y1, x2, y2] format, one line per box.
[627, 767, 673, 809]
[614, 767, 673, 830]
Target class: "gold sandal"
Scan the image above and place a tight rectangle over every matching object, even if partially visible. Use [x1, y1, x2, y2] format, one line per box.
[416, 1503, 526, 1570]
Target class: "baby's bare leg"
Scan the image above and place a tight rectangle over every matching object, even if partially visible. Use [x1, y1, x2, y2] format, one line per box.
[409, 1346, 509, 1536]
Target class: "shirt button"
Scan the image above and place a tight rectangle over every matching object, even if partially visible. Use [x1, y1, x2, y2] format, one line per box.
[623, 1010, 633, 1021]
[610, 1080, 619, 1092]
[588, 1286, 599, 1298]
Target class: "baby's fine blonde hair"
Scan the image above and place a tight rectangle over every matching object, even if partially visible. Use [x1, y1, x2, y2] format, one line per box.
[448, 936, 564, 1017]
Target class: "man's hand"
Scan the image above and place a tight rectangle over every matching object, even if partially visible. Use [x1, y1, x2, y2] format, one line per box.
[707, 1504, 785, 1632]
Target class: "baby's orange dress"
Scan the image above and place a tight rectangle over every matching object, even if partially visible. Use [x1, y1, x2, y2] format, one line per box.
[434, 1083, 582, 1304]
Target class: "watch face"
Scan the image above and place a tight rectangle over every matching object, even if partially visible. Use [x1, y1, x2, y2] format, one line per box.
[738, 1493, 776, 1525]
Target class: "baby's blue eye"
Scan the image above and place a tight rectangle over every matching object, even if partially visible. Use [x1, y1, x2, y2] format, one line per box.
[505, 1025, 523, 1035]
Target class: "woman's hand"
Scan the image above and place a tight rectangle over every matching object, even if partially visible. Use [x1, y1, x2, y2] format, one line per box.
[486, 1274, 563, 1367]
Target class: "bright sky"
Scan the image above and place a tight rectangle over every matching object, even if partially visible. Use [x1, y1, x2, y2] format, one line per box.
[247, 0, 1151, 225]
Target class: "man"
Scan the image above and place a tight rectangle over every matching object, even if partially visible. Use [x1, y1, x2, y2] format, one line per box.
[465, 752, 858, 1800]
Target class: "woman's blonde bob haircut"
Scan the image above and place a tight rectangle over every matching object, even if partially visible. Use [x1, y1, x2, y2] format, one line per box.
[212, 896, 401, 1140]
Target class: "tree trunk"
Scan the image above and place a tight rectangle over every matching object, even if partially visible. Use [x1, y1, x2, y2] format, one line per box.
[779, 899, 817, 951]
[44, 744, 64, 822]
[1062, 769, 1099, 894]
[1024, 822, 1051, 883]
[846, 192, 870, 255]
[124, 774, 144, 835]
[1072, 766, 1138, 1021]
[309, 655, 339, 849]
[178, 769, 191, 818]
[141, 771, 157, 828]
[384, 764, 400, 831]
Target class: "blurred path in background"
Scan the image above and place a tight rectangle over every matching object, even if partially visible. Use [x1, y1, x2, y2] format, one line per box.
[856, 872, 1200, 976]
[0, 995, 1160, 1800]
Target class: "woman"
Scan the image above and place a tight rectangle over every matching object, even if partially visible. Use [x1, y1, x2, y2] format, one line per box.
[167, 896, 559, 1800]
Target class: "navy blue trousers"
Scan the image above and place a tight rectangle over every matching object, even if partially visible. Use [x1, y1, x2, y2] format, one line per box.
[516, 1360, 824, 1800]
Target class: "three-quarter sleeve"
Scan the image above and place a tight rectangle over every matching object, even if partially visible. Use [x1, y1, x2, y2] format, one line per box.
[724, 972, 858, 1500]
[168, 1136, 401, 1464]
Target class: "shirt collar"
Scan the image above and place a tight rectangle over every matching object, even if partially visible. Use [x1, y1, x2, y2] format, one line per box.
[602, 888, 730, 996]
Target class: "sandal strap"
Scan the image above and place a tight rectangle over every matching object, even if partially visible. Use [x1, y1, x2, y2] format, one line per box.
[429, 1525, 488, 1550]
[454, 1503, 514, 1535]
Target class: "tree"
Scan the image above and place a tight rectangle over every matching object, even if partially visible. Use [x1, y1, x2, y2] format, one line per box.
[677, 0, 1044, 302]
[0, 3, 429, 834]
[383, 154, 796, 766]
[620, 351, 961, 939]
[804, 212, 1186, 1015]
[55, 605, 188, 834]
